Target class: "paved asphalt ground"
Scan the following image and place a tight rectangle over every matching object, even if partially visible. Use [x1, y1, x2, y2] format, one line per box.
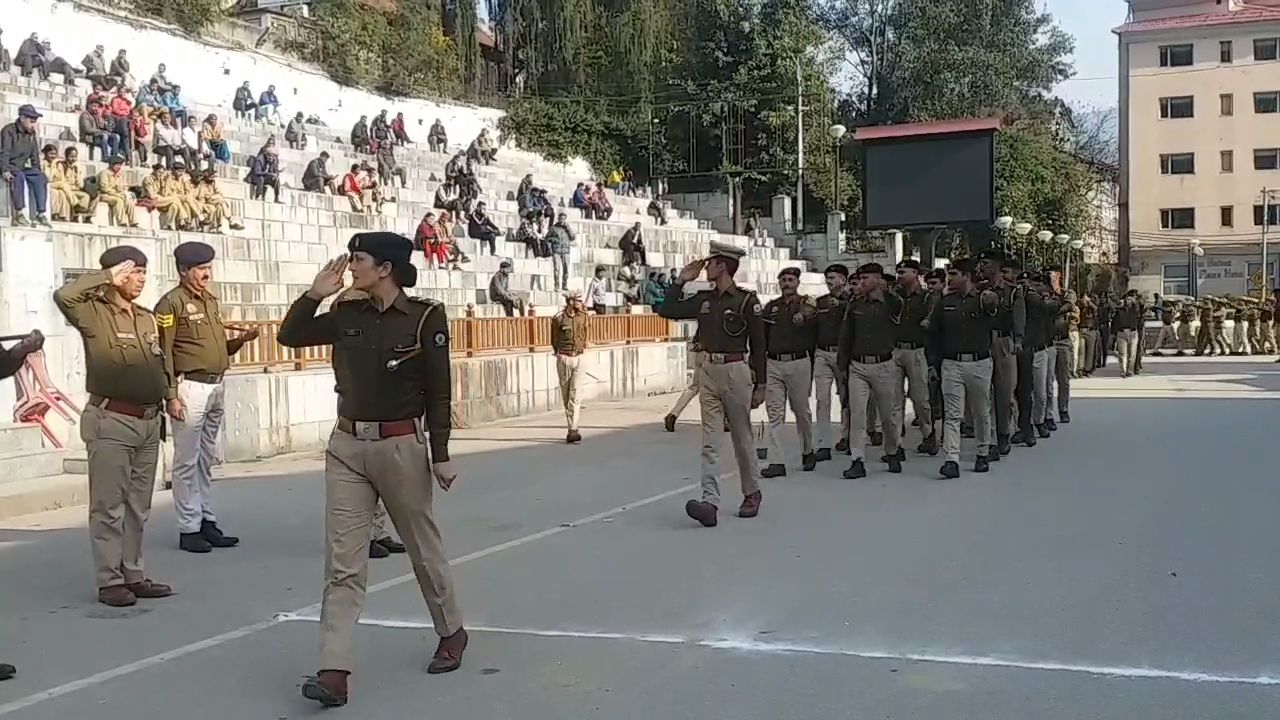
[2, 356, 1279, 718]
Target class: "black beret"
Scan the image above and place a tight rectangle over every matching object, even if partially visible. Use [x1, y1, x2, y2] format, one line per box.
[99, 245, 147, 269]
[856, 262, 883, 276]
[1017, 271, 1033, 282]
[881, 273, 896, 284]
[1001, 256, 1023, 271]
[347, 232, 417, 288]
[777, 266, 802, 279]
[824, 263, 849, 277]
[896, 259, 922, 271]
[950, 258, 975, 274]
[174, 241, 215, 269]
[925, 268, 947, 282]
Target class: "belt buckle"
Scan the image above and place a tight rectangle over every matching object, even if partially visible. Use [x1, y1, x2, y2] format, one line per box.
[354, 421, 380, 441]
[959, 353, 975, 361]
[709, 352, 725, 364]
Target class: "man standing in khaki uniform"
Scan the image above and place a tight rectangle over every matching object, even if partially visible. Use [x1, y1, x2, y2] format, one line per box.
[812, 264, 851, 461]
[759, 267, 817, 477]
[892, 259, 937, 456]
[659, 242, 766, 527]
[155, 241, 259, 553]
[551, 290, 589, 444]
[278, 233, 466, 707]
[54, 246, 173, 606]
[928, 259, 1000, 479]
[838, 263, 905, 478]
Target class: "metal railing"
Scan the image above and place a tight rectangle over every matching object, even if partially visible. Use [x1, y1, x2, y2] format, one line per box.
[228, 313, 675, 371]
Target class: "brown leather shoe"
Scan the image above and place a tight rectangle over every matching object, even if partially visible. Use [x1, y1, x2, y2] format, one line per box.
[684, 499, 718, 527]
[98, 585, 137, 607]
[738, 491, 762, 518]
[301, 669, 349, 707]
[125, 579, 174, 599]
[427, 628, 468, 674]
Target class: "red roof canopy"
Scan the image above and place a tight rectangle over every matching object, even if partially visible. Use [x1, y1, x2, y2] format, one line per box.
[1115, 6, 1280, 34]
[854, 117, 1002, 142]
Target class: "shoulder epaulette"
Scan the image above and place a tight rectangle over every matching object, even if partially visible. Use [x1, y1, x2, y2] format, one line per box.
[334, 289, 371, 304]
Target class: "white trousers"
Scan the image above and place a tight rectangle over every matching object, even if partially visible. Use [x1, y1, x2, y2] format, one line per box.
[170, 379, 225, 534]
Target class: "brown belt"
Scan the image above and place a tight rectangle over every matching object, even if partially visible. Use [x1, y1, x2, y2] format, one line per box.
[90, 395, 161, 419]
[336, 417, 418, 441]
[182, 371, 224, 384]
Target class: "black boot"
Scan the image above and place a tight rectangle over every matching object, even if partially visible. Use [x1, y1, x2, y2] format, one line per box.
[815, 448, 832, 462]
[1043, 418, 1058, 432]
[761, 463, 786, 478]
[997, 434, 1012, 456]
[201, 520, 239, 548]
[663, 414, 677, 432]
[375, 537, 406, 554]
[369, 540, 390, 559]
[974, 454, 991, 473]
[886, 456, 903, 473]
[879, 447, 906, 463]
[834, 438, 850, 454]
[180, 532, 212, 554]
[1035, 424, 1051, 439]
[843, 459, 867, 479]
[756, 448, 768, 460]
[1059, 410, 1071, 424]
[960, 423, 975, 439]
[801, 453, 817, 472]
[917, 434, 938, 456]
[939, 461, 960, 479]
[1010, 430, 1026, 445]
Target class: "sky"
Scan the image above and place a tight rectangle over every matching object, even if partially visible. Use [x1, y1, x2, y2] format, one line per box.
[1048, 0, 1131, 109]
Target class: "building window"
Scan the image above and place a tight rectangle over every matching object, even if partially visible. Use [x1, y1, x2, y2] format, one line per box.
[1159, 43, 1195, 67]
[1162, 263, 1191, 296]
[1221, 205, 1234, 227]
[1221, 150, 1234, 173]
[1159, 96, 1195, 119]
[1254, 91, 1280, 113]
[1160, 208, 1196, 229]
[1221, 40, 1234, 63]
[1253, 203, 1280, 226]
[1253, 148, 1280, 170]
[1221, 93, 1234, 115]
[1255, 37, 1279, 61]
[1159, 153, 1196, 174]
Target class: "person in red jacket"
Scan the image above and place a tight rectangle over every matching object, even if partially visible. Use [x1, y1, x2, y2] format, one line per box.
[108, 87, 134, 164]
[415, 212, 449, 268]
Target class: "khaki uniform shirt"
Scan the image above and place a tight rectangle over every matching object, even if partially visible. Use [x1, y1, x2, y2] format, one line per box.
[762, 294, 817, 355]
[142, 173, 168, 200]
[97, 168, 128, 197]
[155, 285, 245, 400]
[659, 281, 766, 383]
[172, 172, 197, 198]
[42, 158, 62, 183]
[277, 291, 453, 461]
[551, 310, 589, 355]
[52, 270, 166, 406]
[63, 162, 84, 188]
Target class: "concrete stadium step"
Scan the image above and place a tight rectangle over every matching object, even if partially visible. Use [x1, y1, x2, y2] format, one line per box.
[0, 447, 73, 483]
[0, 423, 52, 454]
[0, 473, 88, 521]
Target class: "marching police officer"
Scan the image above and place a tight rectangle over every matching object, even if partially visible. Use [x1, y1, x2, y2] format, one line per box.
[893, 259, 937, 455]
[812, 264, 851, 460]
[54, 246, 174, 607]
[659, 242, 766, 527]
[838, 263, 906, 478]
[278, 233, 466, 707]
[155, 241, 259, 553]
[760, 267, 817, 476]
[975, 251, 1024, 456]
[551, 289, 590, 443]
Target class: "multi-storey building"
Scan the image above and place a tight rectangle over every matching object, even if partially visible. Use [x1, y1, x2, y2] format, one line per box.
[1117, 0, 1280, 297]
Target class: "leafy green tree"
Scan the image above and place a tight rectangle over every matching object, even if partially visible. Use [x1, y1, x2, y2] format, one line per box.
[125, 0, 228, 34]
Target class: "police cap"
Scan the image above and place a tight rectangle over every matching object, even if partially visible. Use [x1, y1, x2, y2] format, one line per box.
[174, 241, 215, 270]
[707, 241, 746, 261]
[824, 263, 849, 277]
[347, 232, 417, 288]
[778, 266, 801, 280]
[856, 262, 883, 276]
[99, 245, 147, 269]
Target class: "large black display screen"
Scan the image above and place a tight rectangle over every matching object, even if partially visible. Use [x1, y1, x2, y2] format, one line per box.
[861, 132, 994, 230]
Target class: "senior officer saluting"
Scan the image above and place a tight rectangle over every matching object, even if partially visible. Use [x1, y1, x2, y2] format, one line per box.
[155, 241, 259, 553]
[660, 241, 766, 527]
[54, 247, 174, 607]
[278, 233, 466, 707]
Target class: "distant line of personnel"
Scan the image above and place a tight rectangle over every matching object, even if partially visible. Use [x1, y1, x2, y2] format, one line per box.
[1149, 292, 1280, 358]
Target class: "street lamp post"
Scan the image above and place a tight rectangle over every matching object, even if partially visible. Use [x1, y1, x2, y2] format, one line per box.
[1189, 240, 1204, 298]
[1068, 237, 1084, 290]
[1035, 229, 1053, 269]
[828, 124, 847, 228]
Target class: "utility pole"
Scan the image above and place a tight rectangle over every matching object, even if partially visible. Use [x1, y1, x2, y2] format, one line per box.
[1263, 187, 1273, 296]
[795, 56, 804, 234]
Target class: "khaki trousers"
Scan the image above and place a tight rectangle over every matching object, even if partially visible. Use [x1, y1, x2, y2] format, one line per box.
[1115, 329, 1139, 376]
[1053, 341, 1072, 414]
[1031, 348, 1050, 424]
[48, 182, 71, 220]
[991, 336, 1017, 438]
[765, 357, 814, 461]
[1232, 321, 1249, 354]
[942, 358, 993, 462]
[1154, 325, 1177, 351]
[1176, 321, 1193, 351]
[152, 196, 189, 229]
[669, 351, 704, 419]
[95, 192, 136, 226]
[892, 346, 933, 439]
[81, 404, 162, 589]
[812, 349, 849, 449]
[697, 359, 759, 505]
[319, 428, 462, 673]
[846, 359, 903, 461]
[555, 353, 584, 431]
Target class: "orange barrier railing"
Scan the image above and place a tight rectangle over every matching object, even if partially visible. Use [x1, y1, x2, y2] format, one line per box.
[227, 313, 675, 371]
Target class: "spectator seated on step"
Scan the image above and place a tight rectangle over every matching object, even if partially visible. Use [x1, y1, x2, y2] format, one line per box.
[195, 170, 242, 233]
[376, 142, 407, 191]
[618, 222, 647, 267]
[436, 211, 469, 267]
[233, 81, 257, 120]
[13, 33, 45, 80]
[129, 107, 150, 166]
[180, 116, 212, 173]
[38, 40, 79, 85]
[350, 115, 370, 154]
[340, 163, 364, 212]
[646, 197, 668, 225]
[427, 118, 447, 152]
[434, 180, 461, 214]
[467, 128, 497, 165]
[79, 99, 120, 161]
[285, 112, 308, 150]
[392, 112, 410, 146]
[370, 110, 392, 153]
[135, 80, 163, 118]
[488, 260, 524, 316]
[1, 104, 52, 228]
[86, 82, 109, 111]
[302, 151, 337, 194]
[202, 114, 230, 164]
[149, 63, 173, 93]
[161, 84, 189, 127]
[570, 182, 591, 218]
[257, 84, 281, 124]
[615, 265, 640, 304]
[588, 182, 613, 221]
[468, 201, 502, 256]
[744, 208, 766, 246]
[92, 155, 139, 228]
[515, 216, 548, 258]
[109, 48, 132, 89]
[0, 27, 11, 72]
[246, 139, 282, 203]
[49, 146, 91, 223]
[106, 87, 134, 158]
[151, 111, 180, 169]
[81, 44, 115, 89]
[587, 266, 611, 314]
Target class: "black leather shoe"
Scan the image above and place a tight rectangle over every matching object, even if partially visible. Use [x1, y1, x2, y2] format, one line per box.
[801, 453, 817, 472]
[917, 434, 939, 456]
[974, 455, 990, 473]
[663, 414, 677, 432]
[887, 457, 902, 473]
[997, 435, 1012, 455]
[761, 464, 786, 478]
[369, 540, 390, 559]
[1059, 411, 1071, 424]
[843, 459, 867, 479]
[868, 431, 884, 447]
[201, 520, 239, 548]
[756, 447, 768, 460]
[879, 447, 905, 463]
[987, 449, 1000, 462]
[376, 537, 406, 554]
[1043, 418, 1058, 432]
[834, 438, 850, 453]
[815, 448, 832, 462]
[939, 461, 960, 479]
[1010, 430, 1026, 444]
[960, 423, 975, 439]
[1035, 424, 1051, 439]
[180, 532, 212, 554]
[0, 663, 14, 681]
[685, 499, 718, 527]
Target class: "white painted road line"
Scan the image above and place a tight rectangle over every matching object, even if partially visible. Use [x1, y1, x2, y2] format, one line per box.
[276, 615, 1280, 688]
[0, 481, 699, 717]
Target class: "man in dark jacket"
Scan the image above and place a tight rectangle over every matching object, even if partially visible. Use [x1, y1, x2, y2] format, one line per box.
[1, 105, 51, 227]
[14, 33, 46, 80]
[0, 28, 12, 72]
[302, 151, 336, 193]
[109, 49, 132, 87]
[350, 116, 370, 154]
[82, 44, 114, 89]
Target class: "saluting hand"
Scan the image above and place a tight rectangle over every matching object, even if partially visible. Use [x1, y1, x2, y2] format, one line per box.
[677, 259, 706, 283]
[433, 461, 457, 491]
[108, 260, 136, 288]
[308, 256, 349, 300]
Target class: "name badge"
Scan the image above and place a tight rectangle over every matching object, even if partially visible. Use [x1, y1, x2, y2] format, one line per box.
[343, 329, 363, 337]
[189, 312, 206, 320]
[116, 332, 137, 339]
